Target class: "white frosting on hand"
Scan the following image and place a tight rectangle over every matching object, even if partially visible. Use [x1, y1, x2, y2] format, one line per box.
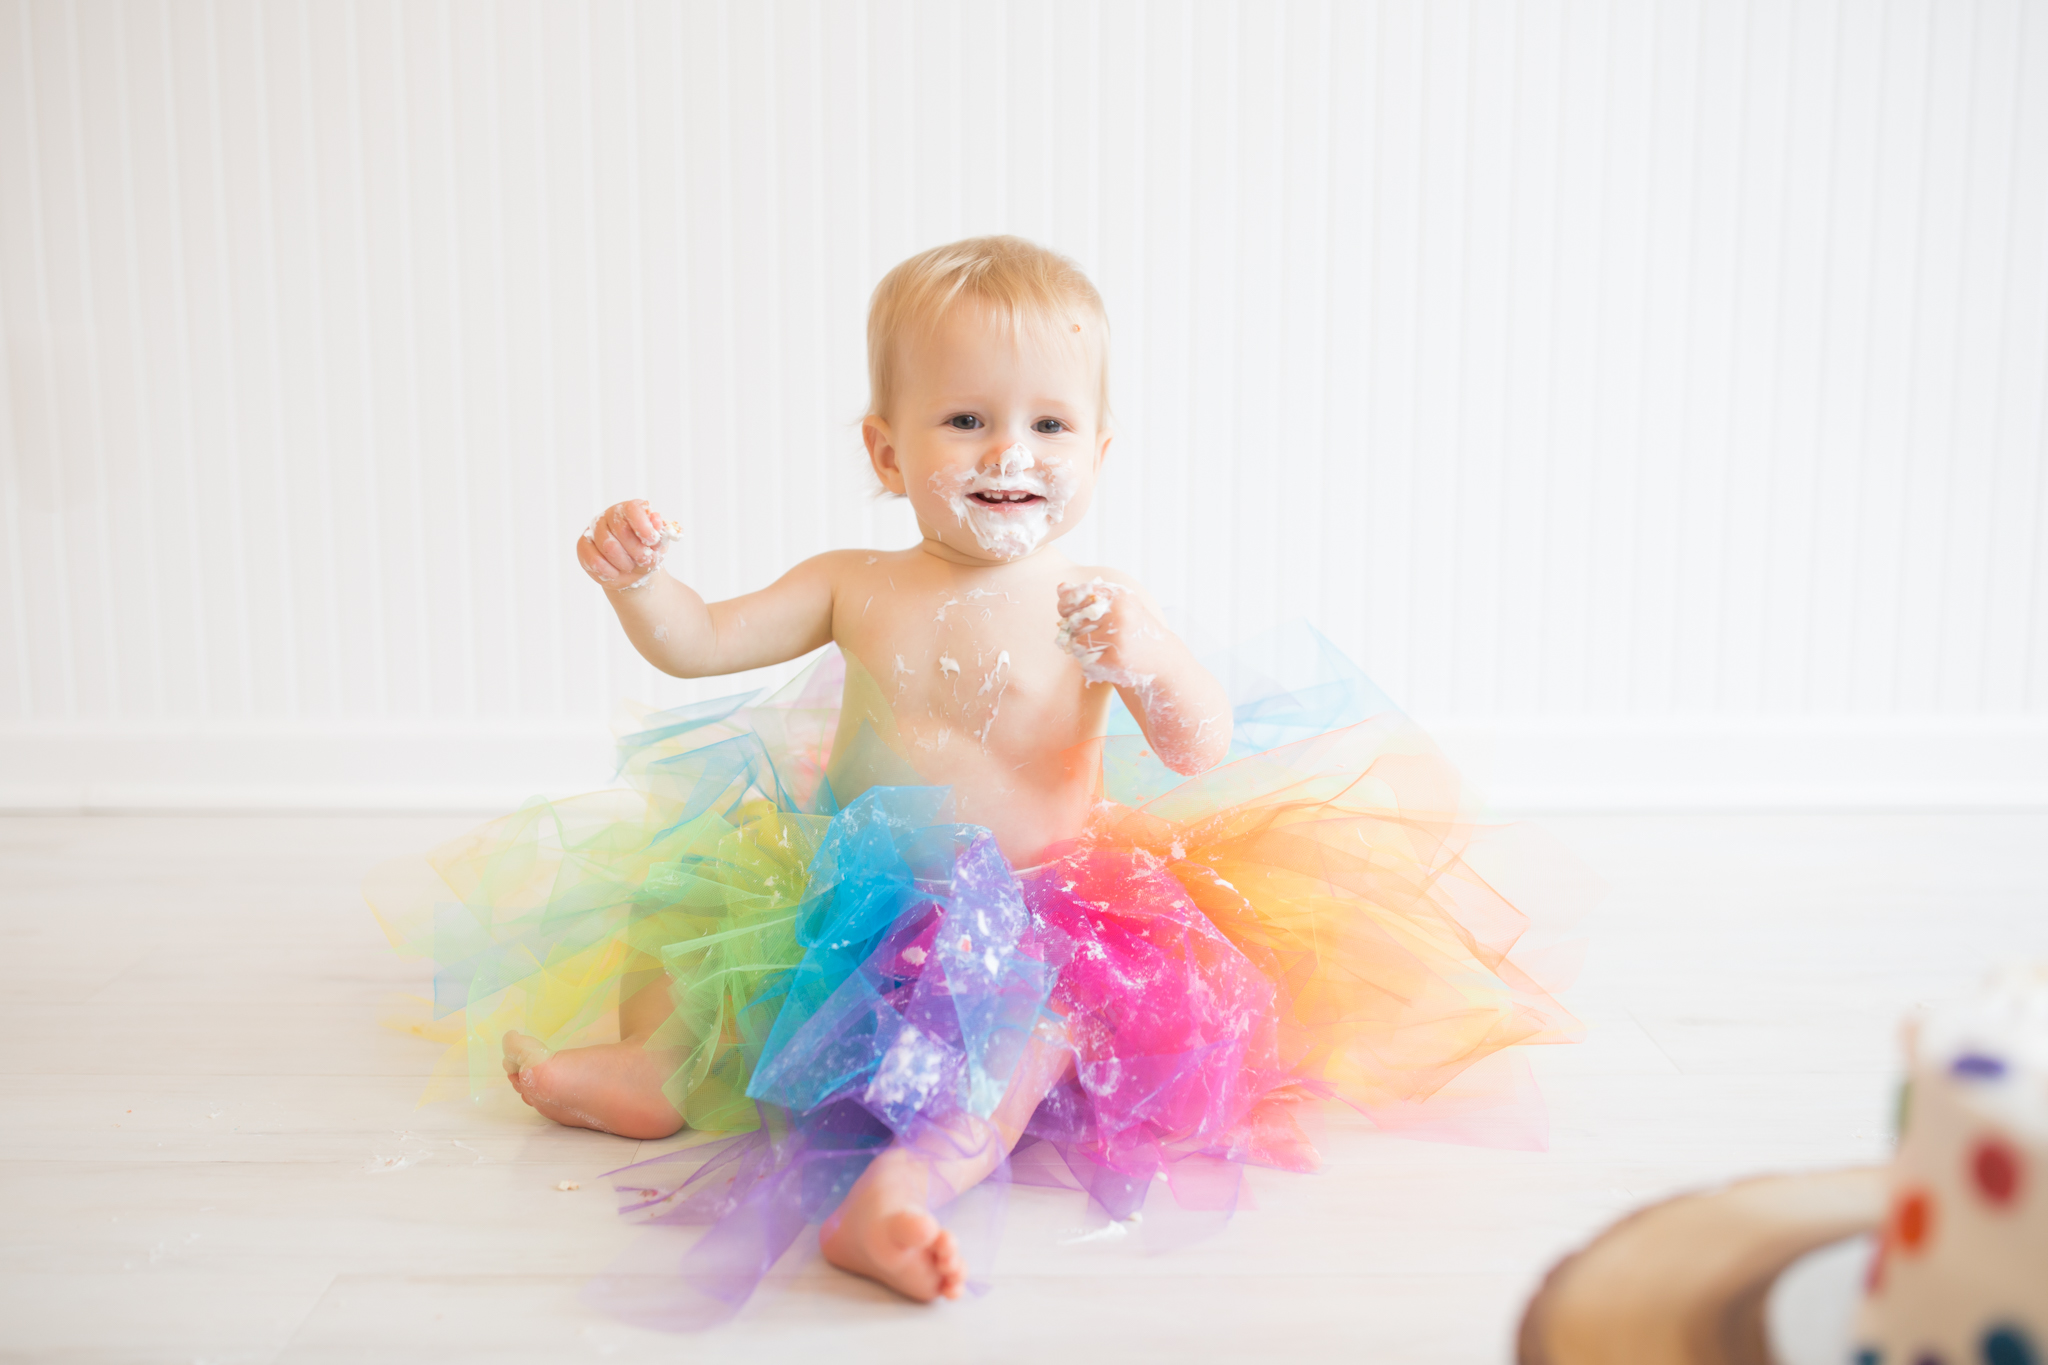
[929, 444, 1081, 561]
[617, 518, 682, 591]
[1055, 577, 1155, 691]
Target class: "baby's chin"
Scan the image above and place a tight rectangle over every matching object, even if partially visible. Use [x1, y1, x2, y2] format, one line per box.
[919, 516, 1078, 566]
[925, 535, 1052, 566]
[923, 489, 1095, 564]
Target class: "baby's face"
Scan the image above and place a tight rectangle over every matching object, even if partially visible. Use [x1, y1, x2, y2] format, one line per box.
[866, 304, 1110, 564]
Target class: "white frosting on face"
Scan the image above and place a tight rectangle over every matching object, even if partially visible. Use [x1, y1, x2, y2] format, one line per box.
[928, 443, 1081, 561]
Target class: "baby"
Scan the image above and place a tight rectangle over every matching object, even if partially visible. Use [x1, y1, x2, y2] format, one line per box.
[502, 237, 1230, 1303]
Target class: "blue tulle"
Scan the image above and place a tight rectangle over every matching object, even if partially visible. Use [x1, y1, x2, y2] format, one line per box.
[590, 783, 1056, 1330]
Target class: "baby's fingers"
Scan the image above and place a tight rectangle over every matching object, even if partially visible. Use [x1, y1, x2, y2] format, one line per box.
[1058, 592, 1114, 628]
[595, 507, 657, 568]
[577, 535, 620, 584]
[619, 500, 664, 550]
[589, 521, 644, 578]
[1057, 578, 1118, 614]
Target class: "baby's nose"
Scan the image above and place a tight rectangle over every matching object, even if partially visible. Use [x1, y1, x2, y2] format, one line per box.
[983, 442, 1035, 476]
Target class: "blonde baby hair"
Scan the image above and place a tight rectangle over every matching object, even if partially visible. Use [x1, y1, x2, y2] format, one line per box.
[865, 235, 1111, 425]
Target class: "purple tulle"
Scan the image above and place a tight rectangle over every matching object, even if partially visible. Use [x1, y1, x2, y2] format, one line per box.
[584, 829, 1308, 1327]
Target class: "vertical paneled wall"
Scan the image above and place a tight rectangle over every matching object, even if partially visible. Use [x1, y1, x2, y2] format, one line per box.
[4, 0, 2048, 804]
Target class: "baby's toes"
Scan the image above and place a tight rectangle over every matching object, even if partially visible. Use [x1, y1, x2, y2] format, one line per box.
[930, 1229, 966, 1299]
[503, 1031, 553, 1075]
[504, 1067, 539, 1109]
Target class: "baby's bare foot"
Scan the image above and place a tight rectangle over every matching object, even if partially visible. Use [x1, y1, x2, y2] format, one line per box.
[500, 1031, 684, 1140]
[819, 1148, 966, 1303]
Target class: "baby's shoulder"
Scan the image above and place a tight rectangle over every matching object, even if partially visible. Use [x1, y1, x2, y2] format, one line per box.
[1061, 561, 1155, 603]
[796, 546, 921, 580]
[1067, 561, 1141, 586]
[796, 547, 953, 605]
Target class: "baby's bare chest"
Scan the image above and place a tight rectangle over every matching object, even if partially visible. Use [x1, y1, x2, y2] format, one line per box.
[835, 569, 1098, 751]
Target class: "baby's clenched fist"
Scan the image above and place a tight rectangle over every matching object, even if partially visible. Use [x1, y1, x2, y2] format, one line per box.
[578, 500, 680, 590]
[1055, 577, 1158, 690]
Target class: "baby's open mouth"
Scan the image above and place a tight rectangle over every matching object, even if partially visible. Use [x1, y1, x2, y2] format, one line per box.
[970, 490, 1045, 507]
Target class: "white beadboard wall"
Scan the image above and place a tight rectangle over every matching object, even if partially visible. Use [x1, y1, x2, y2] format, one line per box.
[4, 0, 2048, 811]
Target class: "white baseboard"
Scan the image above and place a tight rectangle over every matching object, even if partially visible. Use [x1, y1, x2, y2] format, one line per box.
[1421, 715, 2048, 812]
[3, 715, 2047, 815]
[0, 721, 617, 815]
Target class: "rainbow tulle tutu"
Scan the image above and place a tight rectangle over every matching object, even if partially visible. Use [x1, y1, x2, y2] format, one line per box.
[366, 628, 1583, 1326]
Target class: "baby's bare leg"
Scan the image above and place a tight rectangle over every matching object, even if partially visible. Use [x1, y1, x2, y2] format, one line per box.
[501, 969, 687, 1140]
[820, 1024, 1071, 1302]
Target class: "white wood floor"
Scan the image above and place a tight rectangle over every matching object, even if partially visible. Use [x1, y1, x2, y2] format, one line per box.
[4, 811, 2045, 1365]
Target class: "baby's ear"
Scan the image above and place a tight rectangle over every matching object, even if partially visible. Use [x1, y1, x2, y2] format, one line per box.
[863, 417, 908, 497]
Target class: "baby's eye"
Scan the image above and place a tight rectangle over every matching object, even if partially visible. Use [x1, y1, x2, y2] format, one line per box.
[948, 414, 982, 430]
[1032, 418, 1067, 435]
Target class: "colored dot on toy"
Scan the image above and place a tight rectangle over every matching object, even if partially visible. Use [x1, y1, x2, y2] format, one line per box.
[1984, 1325, 2039, 1365]
[1854, 1352, 1878, 1365]
[1952, 1052, 2009, 1079]
[1894, 1188, 1933, 1252]
[1972, 1138, 2022, 1207]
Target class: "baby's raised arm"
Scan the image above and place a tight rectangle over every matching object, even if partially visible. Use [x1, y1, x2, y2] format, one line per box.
[578, 499, 839, 679]
[1055, 572, 1232, 776]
